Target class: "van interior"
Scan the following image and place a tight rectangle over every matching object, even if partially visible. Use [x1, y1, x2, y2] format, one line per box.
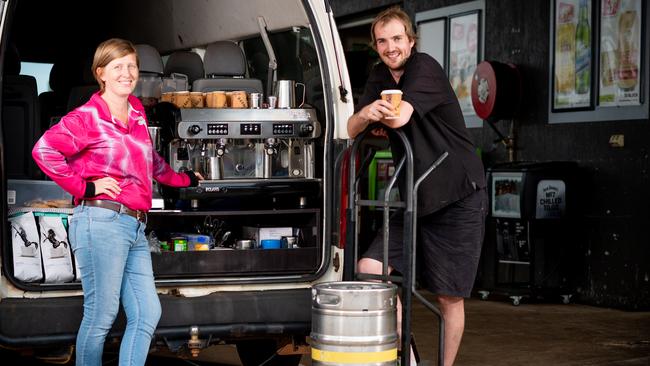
[2, 0, 332, 289]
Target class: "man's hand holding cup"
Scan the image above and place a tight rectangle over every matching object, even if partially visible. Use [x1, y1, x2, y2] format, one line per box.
[380, 89, 402, 119]
[362, 90, 402, 123]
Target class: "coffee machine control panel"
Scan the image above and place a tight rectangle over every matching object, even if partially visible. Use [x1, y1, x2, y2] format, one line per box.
[208, 123, 229, 135]
[178, 109, 321, 139]
[241, 123, 261, 135]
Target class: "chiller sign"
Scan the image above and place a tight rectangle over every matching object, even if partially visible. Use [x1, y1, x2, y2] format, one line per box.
[536, 180, 566, 219]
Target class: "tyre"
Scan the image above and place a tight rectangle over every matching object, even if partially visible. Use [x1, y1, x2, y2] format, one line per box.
[236, 339, 302, 366]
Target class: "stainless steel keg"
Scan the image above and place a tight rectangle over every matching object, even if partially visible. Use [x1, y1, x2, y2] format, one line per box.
[311, 281, 398, 365]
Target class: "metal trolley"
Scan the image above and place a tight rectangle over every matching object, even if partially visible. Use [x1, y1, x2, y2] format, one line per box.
[345, 125, 449, 366]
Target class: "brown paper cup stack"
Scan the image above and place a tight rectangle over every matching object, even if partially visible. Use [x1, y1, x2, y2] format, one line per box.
[206, 91, 227, 108]
[228, 91, 248, 108]
[190, 92, 205, 108]
[173, 91, 192, 109]
[161, 92, 174, 104]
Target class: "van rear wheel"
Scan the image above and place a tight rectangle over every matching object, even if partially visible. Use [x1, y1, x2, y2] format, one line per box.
[236, 339, 302, 366]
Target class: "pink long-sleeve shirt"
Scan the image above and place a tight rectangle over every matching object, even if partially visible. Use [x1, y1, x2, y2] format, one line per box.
[32, 92, 189, 211]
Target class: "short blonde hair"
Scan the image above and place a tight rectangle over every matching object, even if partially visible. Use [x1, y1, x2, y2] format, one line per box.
[370, 6, 417, 50]
[91, 38, 139, 92]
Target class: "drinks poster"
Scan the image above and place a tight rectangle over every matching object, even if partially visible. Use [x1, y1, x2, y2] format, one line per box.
[448, 12, 479, 116]
[554, 0, 592, 110]
[599, 0, 641, 107]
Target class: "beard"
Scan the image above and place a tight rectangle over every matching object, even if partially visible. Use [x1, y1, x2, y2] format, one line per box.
[382, 51, 411, 71]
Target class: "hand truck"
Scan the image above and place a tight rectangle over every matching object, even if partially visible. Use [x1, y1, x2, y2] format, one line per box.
[345, 125, 449, 366]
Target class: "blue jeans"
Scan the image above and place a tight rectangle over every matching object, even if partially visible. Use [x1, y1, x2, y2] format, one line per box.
[69, 205, 161, 366]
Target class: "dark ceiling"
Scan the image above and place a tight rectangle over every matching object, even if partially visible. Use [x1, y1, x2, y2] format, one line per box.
[9, 1, 121, 64]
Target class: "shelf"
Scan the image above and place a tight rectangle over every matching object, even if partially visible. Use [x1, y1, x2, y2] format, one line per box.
[148, 208, 319, 216]
[9, 207, 74, 216]
[146, 208, 322, 277]
[152, 247, 318, 277]
[179, 178, 322, 199]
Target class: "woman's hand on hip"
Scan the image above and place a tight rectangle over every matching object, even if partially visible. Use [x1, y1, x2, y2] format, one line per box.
[93, 177, 121, 199]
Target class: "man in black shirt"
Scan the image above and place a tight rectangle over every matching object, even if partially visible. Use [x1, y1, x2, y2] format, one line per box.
[347, 6, 487, 366]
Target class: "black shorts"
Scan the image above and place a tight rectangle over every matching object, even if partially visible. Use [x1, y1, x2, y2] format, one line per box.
[362, 188, 488, 298]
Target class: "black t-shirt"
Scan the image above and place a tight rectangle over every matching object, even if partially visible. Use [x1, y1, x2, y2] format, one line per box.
[355, 51, 486, 216]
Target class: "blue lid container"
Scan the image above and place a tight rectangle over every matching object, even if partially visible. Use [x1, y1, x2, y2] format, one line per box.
[260, 239, 282, 249]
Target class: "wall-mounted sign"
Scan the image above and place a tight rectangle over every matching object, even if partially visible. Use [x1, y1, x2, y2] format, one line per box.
[553, 0, 593, 110]
[599, 0, 642, 107]
[449, 12, 480, 116]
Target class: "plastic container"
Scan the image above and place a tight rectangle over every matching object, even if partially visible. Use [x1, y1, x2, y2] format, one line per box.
[186, 234, 212, 251]
[160, 241, 170, 251]
[7, 179, 72, 207]
[172, 237, 188, 252]
[260, 239, 282, 249]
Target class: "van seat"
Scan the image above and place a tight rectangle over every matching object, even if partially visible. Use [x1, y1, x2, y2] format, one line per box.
[39, 58, 85, 129]
[66, 85, 99, 111]
[136, 44, 164, 74]
[164, 51, 204, 90]
[134, 44, 164, 107]
[192, 41, 263, 94]
[2, 43, 41, 178]
[66, 52, 99, 112]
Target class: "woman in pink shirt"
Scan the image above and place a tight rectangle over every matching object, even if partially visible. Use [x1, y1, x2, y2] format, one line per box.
[32, 38, 201, 366]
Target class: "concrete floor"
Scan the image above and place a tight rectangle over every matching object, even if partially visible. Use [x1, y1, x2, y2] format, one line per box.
[409, 294, 650, 366]
[126, 295, 650, 365]
[297, 293, 650, 366]
[5, 294, 649, 365]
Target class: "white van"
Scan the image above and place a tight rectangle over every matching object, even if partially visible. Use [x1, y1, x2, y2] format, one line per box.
[0, 0, 352, 364]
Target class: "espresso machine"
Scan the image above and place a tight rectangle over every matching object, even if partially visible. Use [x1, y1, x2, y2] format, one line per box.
[168, 108, 321, 207]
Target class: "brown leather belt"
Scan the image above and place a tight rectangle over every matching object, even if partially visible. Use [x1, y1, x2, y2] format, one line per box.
[80, 200, 147, 223]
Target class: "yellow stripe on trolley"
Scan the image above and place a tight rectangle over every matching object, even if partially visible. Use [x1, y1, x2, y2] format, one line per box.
[311, 348, 397, 363]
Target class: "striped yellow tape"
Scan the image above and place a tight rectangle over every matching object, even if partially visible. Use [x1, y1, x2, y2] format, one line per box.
[311, 348, 397, 363]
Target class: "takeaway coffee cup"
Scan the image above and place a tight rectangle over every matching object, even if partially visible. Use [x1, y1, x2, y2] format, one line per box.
[190, 92, 205, 108]
[206, 91, 227, 108]
[161, 92, 174, 104]
[228, 91, 248, 108]
[173, 91, 192, 109]
[380, 89, 403, 118]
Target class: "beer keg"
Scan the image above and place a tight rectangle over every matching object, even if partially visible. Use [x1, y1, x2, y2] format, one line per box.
[311, 281, 398, 365]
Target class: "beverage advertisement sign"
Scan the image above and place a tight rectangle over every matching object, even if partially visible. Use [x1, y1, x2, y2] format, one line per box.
[553, 0, 593, 110]
[492, 173, 523, 219]
[448, 12, 479, 117]
[535, 180, 567, 219]
[599, 0, 642, 107]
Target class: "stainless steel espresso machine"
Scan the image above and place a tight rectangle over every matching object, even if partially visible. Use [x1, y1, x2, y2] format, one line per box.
[168, 108, 322, 208]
